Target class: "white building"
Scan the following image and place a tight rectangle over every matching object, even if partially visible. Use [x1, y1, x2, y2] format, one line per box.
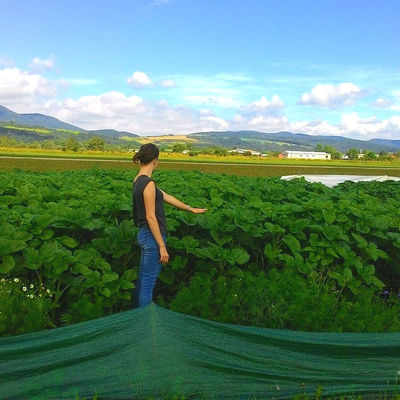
[281, 151, 331, 160]
[228, 148, 262, 156]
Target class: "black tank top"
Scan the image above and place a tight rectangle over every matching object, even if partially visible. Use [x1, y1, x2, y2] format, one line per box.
[132, 175, 167, 236]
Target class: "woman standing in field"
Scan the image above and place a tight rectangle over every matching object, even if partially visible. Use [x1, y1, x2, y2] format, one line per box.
[131, 143, 207, 308]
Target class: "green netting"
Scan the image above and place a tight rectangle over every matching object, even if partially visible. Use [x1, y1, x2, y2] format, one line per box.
[1, 301, 400, 400]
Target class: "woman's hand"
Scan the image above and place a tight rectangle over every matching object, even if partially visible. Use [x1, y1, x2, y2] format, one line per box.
[190, 207, 208, 214]
[159, 245, 169, 264]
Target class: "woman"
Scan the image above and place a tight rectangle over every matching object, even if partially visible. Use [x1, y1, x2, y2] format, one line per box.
[131, 143, 207, 308]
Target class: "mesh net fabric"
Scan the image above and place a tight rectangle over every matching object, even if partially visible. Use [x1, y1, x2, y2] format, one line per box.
[1, 301, 400, 400]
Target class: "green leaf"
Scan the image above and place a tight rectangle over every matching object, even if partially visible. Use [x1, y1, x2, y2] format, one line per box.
[39, 229, 54, 240]
[343, 267, 353, 280]
[264, 243, 282, 261]
[351, 233, 368, 248]
[211, 197, 224, 207]
[100, 287, 111, 298]
[282, 234, 300, 254]
[119, 280, 134, 290]
[24, 247, 42, 270]
[36, 213, 55, 228]
[171, 255, 187, 271]
[0, 256, 15, 274]
[230, 247, 250, 265]
[210, 230, 232, 246]
[101, 272, 119, 283]
[72, 263, 92, 276]
[369, 276, 385, 290]
[58, 236, 78, 248]
[122, 268, 137, 281]
[322, 209, 336, 224]
[82, 271, 101, 288]
[230, 266, 244, 278]
[158, 268, 175, 285]
[0, 239, 27, 257]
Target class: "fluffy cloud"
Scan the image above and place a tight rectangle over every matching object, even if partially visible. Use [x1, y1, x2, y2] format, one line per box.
[29, 57, 54, 73]
[0, 67, 58, 112]
[42, 91, 229, 134]
[229, 96, 287, 131]
[291, 113, 400, 140]
[127, 71, 153, 87]
[238, 95, 285, 116]
[160, 79, 176, 88]
[372, 98, 394, 108]
[299, 82, 367, 108]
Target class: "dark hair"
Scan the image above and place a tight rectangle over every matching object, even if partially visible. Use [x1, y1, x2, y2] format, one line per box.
[132, 143, 159, 165]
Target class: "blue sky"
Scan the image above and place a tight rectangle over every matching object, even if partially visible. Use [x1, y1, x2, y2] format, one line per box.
[0, 0, 399, 139]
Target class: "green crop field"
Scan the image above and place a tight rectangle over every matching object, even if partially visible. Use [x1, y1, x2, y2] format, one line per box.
[1, 167, 400, 338]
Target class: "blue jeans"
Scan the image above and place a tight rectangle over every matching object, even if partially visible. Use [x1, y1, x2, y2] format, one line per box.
[131, 227, 167, 308]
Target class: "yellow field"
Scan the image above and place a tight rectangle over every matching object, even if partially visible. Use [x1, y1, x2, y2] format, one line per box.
[1, 146, 400, 169]
[135, 135, 200, 143]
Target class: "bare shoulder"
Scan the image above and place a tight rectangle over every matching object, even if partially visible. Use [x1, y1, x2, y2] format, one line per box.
[143, 180, 155, 193]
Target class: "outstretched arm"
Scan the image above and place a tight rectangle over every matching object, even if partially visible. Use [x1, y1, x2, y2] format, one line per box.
[159, 189, 207, 213]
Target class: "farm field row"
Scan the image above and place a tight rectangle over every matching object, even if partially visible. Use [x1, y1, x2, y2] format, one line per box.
[1, 146, 400, 167]
[1, 156, 400, 177]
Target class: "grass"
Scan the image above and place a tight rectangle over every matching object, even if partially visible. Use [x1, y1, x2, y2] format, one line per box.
[71, 386, 400, 400]
[1, 124, 81, 135]
[1, 156, 400, 177]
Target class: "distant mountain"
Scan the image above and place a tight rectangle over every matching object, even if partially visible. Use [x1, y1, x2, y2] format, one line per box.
[0, 105, 139, 143]
[188, 130, 400, 153]
[19, 113, 84, 131]
[0, 105, 27, 125]
[0, 105, 84, 131]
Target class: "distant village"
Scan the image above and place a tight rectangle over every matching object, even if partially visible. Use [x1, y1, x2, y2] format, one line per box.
[129, 146, 379, 160]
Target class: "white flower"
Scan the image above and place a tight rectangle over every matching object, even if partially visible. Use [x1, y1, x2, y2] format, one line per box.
[46, 289, 50, 293]
[14, 278, 19, 282]
[29, 294, 33, 298]
[30, 284, 34, 288]
[22, 286, 27, 291]
[1, 278, 5, 282]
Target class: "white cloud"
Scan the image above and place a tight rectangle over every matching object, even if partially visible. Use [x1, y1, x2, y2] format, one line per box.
[0, 67, 58, 112]
[41, 91, 229, 134]
[290, 113, 400, 140]
[160, 79, 176, 88]
[238, 95, 285, 116]
[0, 57, 13, 67]
[372, 98, 394, 108]
[29, 57, 54, 73]
[127, 71, 153, 88]
[298, 82, 367, 108]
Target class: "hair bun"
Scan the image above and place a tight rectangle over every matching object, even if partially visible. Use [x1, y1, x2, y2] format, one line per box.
[132, 143, 159, 165]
